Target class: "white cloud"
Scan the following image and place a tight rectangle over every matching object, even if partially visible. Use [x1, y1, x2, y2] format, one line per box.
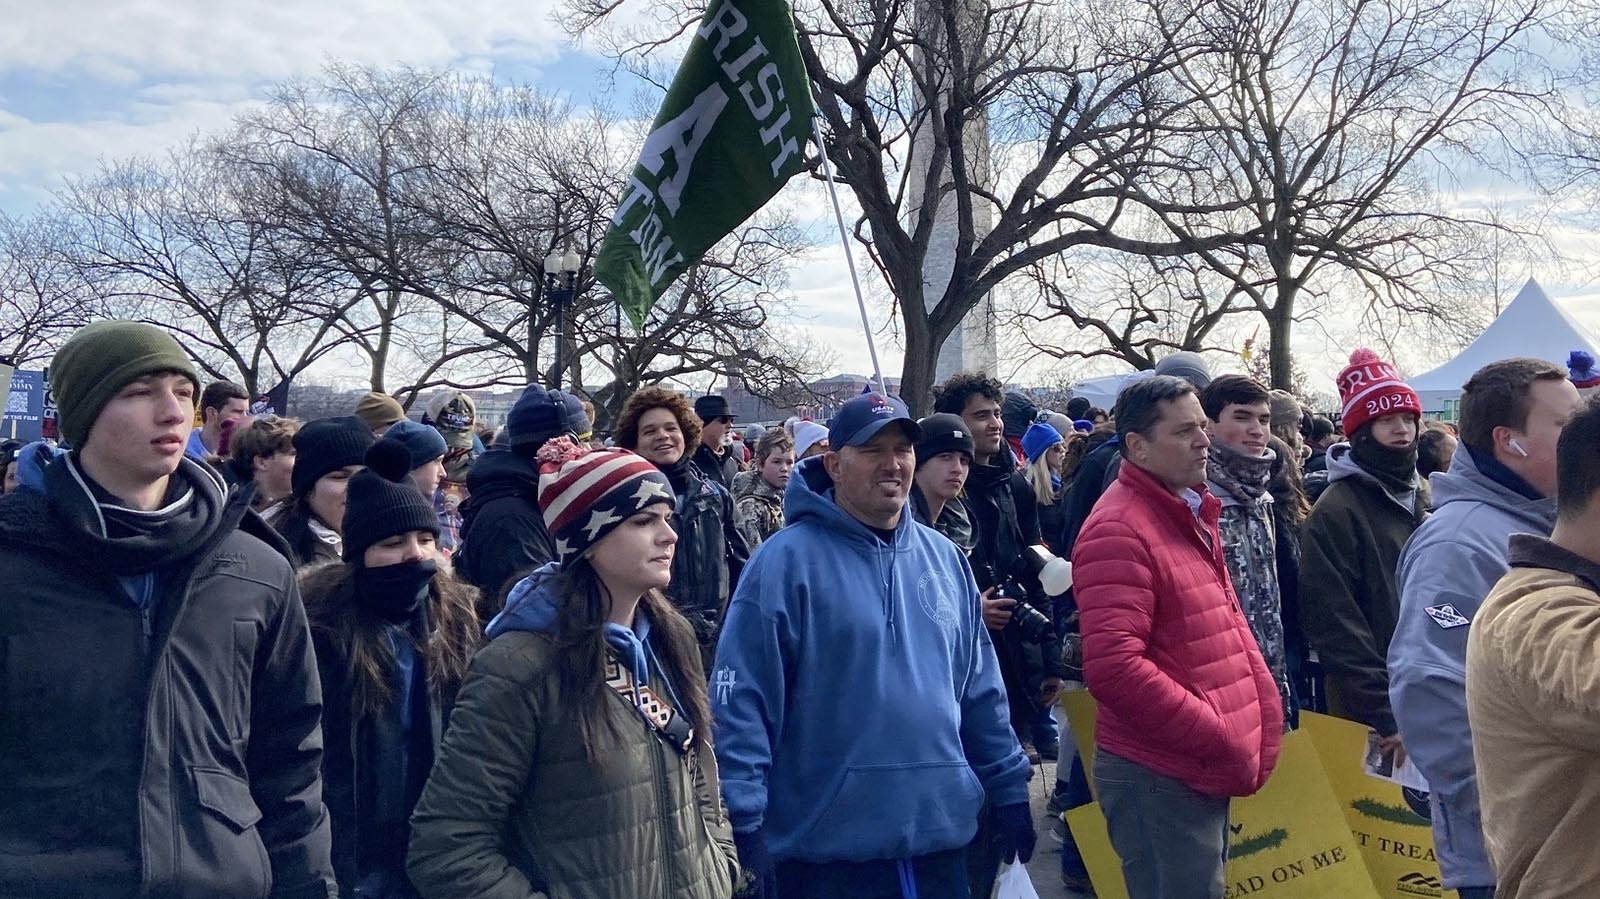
[0, 96, 249, 203]
[0, 0, 569, 82]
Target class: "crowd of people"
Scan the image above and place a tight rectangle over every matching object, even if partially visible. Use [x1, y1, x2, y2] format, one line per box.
[2, 320, 1599, 899]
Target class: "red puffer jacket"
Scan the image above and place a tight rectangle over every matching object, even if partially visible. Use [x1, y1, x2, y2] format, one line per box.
[1072, 460, 1283, 797]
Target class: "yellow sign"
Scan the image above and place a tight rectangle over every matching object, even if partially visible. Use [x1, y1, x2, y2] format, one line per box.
[1061, 693, 1379, 898]
[1299, 712, 1459, 899]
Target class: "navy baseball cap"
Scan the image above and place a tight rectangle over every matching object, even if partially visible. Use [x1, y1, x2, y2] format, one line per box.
[829, 393, 921, 448]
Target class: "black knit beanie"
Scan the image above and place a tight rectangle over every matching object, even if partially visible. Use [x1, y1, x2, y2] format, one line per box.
[342, 438, 440, 563]
[50, 321, 200, 448]
[291, 416, 374, 498]
[915, 413, 975, 468]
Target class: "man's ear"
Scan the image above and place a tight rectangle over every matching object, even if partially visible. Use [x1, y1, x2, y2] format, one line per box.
[1123, 431, 1144, 464]
[822, 449, 844, 481]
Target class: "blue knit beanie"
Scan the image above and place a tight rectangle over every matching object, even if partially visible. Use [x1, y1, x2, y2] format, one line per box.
[1022, 421, 1064, 465]
[383, 419, 448, 471]
[508, 387, 588, 450]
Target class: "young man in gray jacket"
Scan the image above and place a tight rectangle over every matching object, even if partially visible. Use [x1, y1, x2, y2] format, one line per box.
[1390, 358, 1583, 899]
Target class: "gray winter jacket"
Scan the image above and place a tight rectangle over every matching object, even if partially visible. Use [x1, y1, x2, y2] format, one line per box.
[1389, 447, 1556, 890]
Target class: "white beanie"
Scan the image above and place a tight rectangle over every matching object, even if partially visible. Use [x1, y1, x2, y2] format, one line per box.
[793, 421, 829, 456]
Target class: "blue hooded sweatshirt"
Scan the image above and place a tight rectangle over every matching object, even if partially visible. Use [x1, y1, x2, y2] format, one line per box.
[1390, 446, 1556, 890]
[711, 456, 1029, 863]
[14, 440, 64, 496]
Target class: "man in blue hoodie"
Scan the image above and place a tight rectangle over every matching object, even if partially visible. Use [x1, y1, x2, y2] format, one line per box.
[1390, 357, 1583, 899]
[712, 392, 1034, 899]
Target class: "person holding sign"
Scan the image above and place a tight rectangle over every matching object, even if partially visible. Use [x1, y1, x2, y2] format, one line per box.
[1073, 375, 1283, 899]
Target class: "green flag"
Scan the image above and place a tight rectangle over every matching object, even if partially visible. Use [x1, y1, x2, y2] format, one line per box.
[595, 0, 814, 329]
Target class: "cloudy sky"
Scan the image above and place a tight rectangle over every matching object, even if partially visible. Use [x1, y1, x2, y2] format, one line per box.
[5, 0, 1600, 395]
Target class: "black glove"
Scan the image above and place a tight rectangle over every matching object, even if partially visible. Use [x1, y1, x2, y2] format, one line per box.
[994, 801, 1037, 864]
[734, 827, 778, 898]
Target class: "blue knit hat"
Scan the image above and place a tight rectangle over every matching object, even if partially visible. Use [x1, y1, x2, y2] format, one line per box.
[1021, 421, 1064, 464]
[508, 387, 588, 451]
[383, 419, 448, 471]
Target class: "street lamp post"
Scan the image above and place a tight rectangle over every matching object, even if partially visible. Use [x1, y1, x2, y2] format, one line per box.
[543, 246, 582, 389]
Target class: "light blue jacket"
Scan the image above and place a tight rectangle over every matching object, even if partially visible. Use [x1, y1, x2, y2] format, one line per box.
[1389, 447, 1555, 889]
[711, 456, 1029, 863]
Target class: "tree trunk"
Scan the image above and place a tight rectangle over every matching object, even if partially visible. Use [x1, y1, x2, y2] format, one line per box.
[899, 314, 939, 416]
[1267, 302, 1294, 390]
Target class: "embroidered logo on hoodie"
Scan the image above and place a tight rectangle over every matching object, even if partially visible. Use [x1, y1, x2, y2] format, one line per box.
[917, 569, 959, 636]
[1424, 604, 1470, 628]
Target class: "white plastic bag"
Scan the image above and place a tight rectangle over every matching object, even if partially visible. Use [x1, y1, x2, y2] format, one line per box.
[995, 861, 1041, 899]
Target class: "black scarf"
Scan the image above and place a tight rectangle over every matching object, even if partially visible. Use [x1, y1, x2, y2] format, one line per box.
[658, 454, 697, 495]
[1349, 428, 1419, 497]
[46, 454, 228, 575]
[355, 558, 439, 628]
[1206, 440, 1274, 503]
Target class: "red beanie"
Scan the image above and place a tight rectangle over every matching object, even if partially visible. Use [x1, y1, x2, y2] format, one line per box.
[1337, 348, 1421, 436]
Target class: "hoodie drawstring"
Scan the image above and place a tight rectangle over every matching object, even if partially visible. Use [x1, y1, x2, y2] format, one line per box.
[897, 858, 918, 899]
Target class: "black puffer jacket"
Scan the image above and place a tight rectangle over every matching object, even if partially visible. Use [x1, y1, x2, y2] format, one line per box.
[454, 448, 554, 608]
[0, 458, 336, 899]
[965, 455, 1065, 736]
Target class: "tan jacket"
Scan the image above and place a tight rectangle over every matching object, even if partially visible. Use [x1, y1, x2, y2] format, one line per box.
[1467, 534, 1600, 899]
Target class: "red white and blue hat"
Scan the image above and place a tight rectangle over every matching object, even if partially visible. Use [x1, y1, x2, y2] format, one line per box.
[536, 439, 676, 564]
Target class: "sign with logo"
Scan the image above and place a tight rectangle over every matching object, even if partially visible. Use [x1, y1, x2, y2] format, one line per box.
[1, 368, 47, 442]
[1061, 693, 1380, 898]
[1300, 712, 1459, 899]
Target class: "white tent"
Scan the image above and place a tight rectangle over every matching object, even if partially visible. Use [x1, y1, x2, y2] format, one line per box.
[1408, 278, 1600, 416]
[1069, 371, 1141, 411]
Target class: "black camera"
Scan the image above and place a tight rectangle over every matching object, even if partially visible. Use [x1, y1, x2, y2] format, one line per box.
[974, 560, 1056, 646]
[1000, 585, 1055, 644]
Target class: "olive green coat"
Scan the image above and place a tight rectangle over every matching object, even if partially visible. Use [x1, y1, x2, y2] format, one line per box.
[406, 630, 738, 899]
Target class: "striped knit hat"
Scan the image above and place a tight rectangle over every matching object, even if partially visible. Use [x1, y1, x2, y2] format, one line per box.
[536, 438, 676, 565]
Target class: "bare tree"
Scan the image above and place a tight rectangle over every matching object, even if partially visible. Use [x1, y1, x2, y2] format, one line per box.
[0, 210, 92, 366]
[568, 0, 1262, 411]
[222, 64, 830, 409]
[219, 64, 455, 393]
[61, 148, 366, 395]
[999, 231, 1255, 372]
[1123, 0, 1568, 386]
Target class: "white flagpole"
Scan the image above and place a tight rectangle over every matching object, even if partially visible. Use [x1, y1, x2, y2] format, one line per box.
[813, 117, 888, 397]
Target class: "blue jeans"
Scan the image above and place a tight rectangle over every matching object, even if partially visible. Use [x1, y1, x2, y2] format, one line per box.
[776, 847, 969, 899]
[1033, 703, 1060, 750]
[1059, 753, 1093, 880]
[1094, 750, 1230, 899]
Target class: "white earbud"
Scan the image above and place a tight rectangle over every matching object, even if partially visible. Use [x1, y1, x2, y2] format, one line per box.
[1509, 437, 1530, 458]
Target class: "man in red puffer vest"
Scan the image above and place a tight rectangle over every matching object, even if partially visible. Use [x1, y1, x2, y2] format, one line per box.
[1073, 374, 1283, 899]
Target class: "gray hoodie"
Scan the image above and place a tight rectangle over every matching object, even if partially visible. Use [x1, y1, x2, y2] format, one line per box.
[1389, 447, 1556, 890]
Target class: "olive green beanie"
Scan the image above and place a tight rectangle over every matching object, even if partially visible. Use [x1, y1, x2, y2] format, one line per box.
[51, 321, 200, 447]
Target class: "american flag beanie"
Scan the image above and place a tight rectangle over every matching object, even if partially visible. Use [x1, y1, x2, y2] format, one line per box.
[536, 438, 676, 564]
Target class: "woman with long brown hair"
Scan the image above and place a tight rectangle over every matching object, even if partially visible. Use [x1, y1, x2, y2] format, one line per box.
[302, 438, 481, 898]
[407, 440, 738, 899]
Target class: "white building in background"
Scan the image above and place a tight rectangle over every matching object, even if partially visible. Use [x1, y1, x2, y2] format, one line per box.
[905, 0, 999, 382]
